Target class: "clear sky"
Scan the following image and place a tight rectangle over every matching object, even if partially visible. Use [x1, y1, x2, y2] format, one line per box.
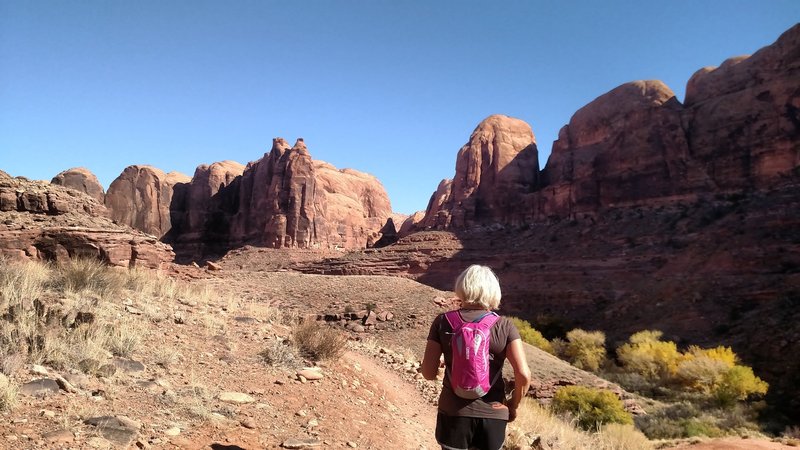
[1, 1, 798, 214]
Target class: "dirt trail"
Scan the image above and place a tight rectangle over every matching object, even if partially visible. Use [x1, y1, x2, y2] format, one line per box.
[340, 351, 438, 449]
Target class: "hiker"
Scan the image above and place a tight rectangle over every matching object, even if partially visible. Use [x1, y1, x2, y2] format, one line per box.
[421, 264, 531, 450]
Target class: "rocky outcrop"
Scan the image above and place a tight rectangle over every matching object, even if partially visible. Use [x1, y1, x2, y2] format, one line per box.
[0, 174, 173, 268]
[1, 170, 105, 217]
[398, 211, 425, 237]
[683, 24, 800, 190]
[313, 160, 392, 249]
[228, 138, 317, 248]
[50, 168, 105, 204]
[420, 115, 539, 229]
[105, 166, 191, 238]
[540, 80, 711, 216]
[165, 138, 391, 258]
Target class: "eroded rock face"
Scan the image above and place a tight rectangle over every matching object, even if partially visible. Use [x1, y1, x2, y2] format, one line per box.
[683, 23, 800, 190]
[421, 115, 539, 229]
[540, 80, 709, 216]
[105, 166, 191, 238]
[0, 175, 173, 268]
[313, 160, 392, 249]
[51, 168, 105, 204]
[229, 138, 317, 248]
[165, 138, 393, 256]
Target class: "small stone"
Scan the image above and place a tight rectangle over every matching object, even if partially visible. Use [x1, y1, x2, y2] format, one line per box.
[112, 358, 145, 373]
[43, 429, 73, 443]
[240, 418, 257, 429]
[295, 409, 307, 417]
[173, 312, 186, 324]
[87, 436, 112, 449]
[31, 365, 49, 376]
[40, 410, 56, 418]
[347, 441, 358, 448]
[206, 261, 222, 271]
[297, 369, 324, 381]
[307, 419, 319, 428]
[125, 305, 143, 315]
[218, 392, 255, 404]
[20, 379, 60, 397]
[163, 427, 181, 436]
[281, 438, 322, 448]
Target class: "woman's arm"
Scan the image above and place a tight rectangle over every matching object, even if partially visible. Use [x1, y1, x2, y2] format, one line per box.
[505, 338, 531, 421]
[421, 339, 443, 380]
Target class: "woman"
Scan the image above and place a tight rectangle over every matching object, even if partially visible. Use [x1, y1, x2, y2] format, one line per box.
[422, 265, 531, 450]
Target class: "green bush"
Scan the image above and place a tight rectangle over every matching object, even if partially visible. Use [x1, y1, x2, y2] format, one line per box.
[509, 317, 554, 354]
[616, 330, 682, 381]
[551, 385, 632, 431]
[564, 329, 606, 372]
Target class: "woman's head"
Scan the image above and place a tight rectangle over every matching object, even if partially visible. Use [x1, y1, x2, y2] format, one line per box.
[454, 265, 501, 310]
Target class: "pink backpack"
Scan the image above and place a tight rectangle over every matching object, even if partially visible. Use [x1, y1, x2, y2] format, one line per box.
[444, 310, 501, 399]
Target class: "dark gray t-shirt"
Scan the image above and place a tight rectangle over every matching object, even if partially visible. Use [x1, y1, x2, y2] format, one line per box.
[427, 309, 521, 420]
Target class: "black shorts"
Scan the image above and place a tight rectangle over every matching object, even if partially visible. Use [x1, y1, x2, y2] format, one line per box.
[435, 412, 507, 450]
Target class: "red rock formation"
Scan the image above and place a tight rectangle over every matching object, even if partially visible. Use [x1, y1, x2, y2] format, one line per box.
[0, 173, 173, 268]
[50, 167, 106, 204]
[540, 80, 710, 216]
[398, 211, 425, 237]
[421, 115, 539, 229]
[229, 138, 317, 248]
[105, 166, 190, 238]
[313, 160, 392, 249]
[683, 24, 800, 190]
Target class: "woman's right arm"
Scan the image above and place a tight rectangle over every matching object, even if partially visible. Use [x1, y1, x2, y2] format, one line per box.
[421, 339, 443, 380]
[505, 338, 531, 422]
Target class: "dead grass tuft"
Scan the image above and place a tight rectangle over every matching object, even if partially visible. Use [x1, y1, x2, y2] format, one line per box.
[292, 320, 348, 362]
[260, 337, 299, 367]
[0, 374, 18, 411]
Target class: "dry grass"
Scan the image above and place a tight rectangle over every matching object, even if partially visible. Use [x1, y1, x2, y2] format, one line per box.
[504, 399, 654, 450]
[0, 374, 18, 412]
[260, 337, 299, 367]
[0, 258, 216, 380]
[292, 320, 348, 361]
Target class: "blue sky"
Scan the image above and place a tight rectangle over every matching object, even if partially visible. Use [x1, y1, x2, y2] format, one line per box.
[1, 1, 798, 214]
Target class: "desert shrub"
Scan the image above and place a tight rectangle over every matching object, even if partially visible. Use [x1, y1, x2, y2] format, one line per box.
[616, 330, 682, 381]
[712, 365, 768, 407]
[683, 418, 724, 437]
[564, 329, 606, 371]
[596, 423, 653, 450]
[292, 320, 348, 361]
[551, 385, 632, 431]
[509, 316, 554, 354]
[260, 338, 299, 367]
[675, 345, 735, 393]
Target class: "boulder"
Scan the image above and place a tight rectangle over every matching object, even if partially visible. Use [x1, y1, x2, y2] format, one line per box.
[51, 167, 105, 203]
[105, 165, 190, 238]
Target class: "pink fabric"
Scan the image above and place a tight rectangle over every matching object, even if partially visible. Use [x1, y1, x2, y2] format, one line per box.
[444, 310, 500, 399]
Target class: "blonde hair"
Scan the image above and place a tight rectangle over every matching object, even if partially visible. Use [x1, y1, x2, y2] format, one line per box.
[454, 265, 501, 310]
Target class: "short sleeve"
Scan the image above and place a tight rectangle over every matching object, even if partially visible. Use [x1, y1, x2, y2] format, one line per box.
[427, 314, 443, 343]
[505, 317, 521, 344]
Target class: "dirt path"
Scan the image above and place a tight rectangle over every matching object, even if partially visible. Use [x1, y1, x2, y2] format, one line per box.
[342, 351, 438, 449]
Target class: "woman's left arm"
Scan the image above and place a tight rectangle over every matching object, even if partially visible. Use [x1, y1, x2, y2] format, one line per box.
[421, 340, 443, 380]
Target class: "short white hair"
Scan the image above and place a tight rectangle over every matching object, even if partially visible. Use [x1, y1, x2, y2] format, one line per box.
[454, 265, 501, 310]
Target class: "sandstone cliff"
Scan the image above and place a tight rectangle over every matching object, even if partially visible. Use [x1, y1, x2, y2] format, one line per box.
[105, 165, 191, 238]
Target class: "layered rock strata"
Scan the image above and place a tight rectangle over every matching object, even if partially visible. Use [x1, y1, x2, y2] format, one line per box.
[0, 171, 173, 268]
